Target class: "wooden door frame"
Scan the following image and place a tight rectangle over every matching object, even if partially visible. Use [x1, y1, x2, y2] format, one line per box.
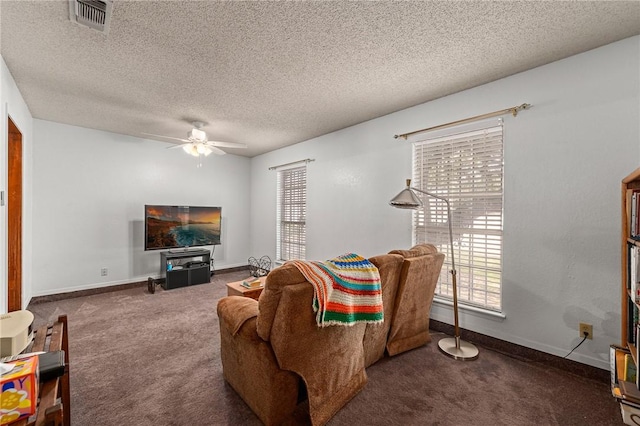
[7, 116, 22, 312]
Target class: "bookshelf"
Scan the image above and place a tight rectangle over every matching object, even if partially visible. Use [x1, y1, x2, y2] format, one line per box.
[613, 168, 640, 423]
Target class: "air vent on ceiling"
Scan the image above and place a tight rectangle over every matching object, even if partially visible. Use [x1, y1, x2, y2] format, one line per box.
[69, 0, 113, 33]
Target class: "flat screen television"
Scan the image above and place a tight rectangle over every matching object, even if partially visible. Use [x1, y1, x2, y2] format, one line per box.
[145, 205, 221, 251]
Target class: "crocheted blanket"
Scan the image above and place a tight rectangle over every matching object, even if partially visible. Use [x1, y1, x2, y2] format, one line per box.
[289, 253, 383, 327]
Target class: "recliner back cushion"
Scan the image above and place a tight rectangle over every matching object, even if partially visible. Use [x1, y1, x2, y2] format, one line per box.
[362, 253, 404, 367]
[389, 243, 438, 259]
[256, 264, 308, 342]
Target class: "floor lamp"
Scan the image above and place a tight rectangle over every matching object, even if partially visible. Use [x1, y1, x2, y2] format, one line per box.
[390, 179, 479, 361]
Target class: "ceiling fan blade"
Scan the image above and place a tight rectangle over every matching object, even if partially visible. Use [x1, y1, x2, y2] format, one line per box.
[167, 143, 189, 150]
[209, 146, 227, 156]
[141, 132, 189, 143]
[207, 141, 247, 149]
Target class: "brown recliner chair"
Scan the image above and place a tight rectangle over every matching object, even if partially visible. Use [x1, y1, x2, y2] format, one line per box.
[386, 243, 445, 356]
[217, 253, 404, 426]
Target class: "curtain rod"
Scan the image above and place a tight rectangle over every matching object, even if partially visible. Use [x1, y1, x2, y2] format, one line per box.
[268, 158, 315, 171]
[394, 103, 531, 140]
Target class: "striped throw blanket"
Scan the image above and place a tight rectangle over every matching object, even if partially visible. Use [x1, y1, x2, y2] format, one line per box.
[289, 253, 383, 327]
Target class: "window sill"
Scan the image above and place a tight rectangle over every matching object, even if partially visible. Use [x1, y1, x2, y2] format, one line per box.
[433, 296, 506, 320]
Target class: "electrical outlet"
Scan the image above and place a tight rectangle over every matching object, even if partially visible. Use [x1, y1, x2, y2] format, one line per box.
[579, 323, 593, 340]
[101, 267, 108, 276]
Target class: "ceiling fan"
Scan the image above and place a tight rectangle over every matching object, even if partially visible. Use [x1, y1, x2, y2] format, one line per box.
[144, 122, 247, 157]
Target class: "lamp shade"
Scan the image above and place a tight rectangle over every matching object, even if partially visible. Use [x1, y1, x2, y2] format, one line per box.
[201, 145, 213, 156]
[389, 185, 423, 209]
[183, 143, 198, 156]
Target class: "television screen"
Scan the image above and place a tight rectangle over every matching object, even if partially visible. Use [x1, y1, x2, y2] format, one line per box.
[145, 205, 221, 250]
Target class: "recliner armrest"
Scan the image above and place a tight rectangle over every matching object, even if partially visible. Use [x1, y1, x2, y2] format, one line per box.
[217, 296, 259, 335]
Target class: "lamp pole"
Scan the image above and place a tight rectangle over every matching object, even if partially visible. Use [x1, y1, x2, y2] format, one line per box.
[416, 190, 460, 343]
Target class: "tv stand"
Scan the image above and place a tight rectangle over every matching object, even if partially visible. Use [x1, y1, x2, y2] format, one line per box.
[160, 248, 211, 290]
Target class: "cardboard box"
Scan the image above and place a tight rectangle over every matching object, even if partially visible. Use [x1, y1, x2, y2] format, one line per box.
[0, 356, 39, 425]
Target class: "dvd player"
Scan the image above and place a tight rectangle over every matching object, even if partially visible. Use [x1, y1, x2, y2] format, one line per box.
[185, 261, 208, 268]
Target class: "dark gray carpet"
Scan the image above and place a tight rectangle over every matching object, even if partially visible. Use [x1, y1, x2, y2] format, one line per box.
[28, 271, 622, 425]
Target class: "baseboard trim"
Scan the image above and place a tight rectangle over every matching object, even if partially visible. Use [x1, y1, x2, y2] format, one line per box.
[29, 266, 249, 305]
[430, 319, 608, 383]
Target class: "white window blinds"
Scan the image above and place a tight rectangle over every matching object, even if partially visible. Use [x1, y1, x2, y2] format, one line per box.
[412, 120, 503, 311]
[277, 165, 307, 261]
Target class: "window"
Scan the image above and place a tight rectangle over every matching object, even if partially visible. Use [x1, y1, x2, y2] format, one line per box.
[277, 165, 307, 261]
[412, 119, 503, 311]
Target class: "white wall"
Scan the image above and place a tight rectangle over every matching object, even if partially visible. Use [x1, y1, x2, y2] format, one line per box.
[31, 120, 251, 296]
[1, 55, 34, 313]
[250, 36, 640, 369]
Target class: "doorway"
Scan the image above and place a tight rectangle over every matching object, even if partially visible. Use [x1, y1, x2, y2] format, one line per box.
[7, 117, 22, 312]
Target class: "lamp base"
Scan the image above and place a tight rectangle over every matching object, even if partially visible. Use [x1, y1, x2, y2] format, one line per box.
[438, 336, 479, 361]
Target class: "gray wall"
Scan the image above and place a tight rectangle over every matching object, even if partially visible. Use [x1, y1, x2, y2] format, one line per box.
[249, 36, 640, 369]
[1, 56, 34, 313]
[31, 120, 252, 295]
[1, 36, 638, 370]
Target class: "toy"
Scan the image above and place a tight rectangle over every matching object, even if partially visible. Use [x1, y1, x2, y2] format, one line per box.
[0, 356, 38, 425]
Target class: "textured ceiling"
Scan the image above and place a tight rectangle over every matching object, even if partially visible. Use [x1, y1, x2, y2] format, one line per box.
[1, 1, 639, 157]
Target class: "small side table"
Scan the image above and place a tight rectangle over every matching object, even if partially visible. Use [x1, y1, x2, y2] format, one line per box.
[226, 276, 267, 300]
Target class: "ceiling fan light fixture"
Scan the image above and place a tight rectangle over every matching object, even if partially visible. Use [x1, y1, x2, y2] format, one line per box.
[148, 121, 247, 158]
[197, 144, 212, 155]
[182, 143, 199, 157]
